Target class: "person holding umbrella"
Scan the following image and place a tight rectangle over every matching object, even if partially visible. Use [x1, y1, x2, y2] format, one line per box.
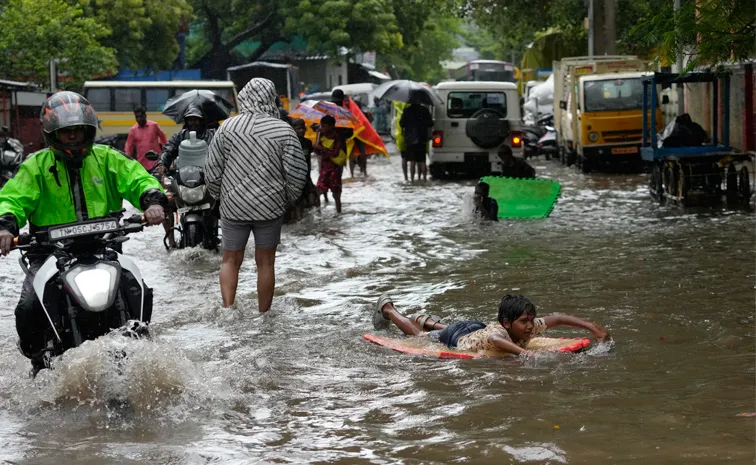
[399, 90, 434, 182]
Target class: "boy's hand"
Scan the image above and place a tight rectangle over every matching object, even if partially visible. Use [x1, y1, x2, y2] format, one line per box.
[590, 324, 611, 342]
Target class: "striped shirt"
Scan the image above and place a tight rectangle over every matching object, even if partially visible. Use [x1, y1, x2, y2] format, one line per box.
[205, 78, 308, 221]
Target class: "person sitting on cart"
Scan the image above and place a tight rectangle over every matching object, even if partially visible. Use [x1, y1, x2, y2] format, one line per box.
[371, 294, 611, 356]
[155, 105, 216, 249]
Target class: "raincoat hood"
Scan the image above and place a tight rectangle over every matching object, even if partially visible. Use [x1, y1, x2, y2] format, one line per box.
[238, 78, 280, 118]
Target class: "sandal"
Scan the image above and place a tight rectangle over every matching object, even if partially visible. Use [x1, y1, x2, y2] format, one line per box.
[373, 293, 394, 330]
[415, 314, 443, 330]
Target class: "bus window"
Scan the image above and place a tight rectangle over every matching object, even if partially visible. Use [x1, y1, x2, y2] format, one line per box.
[146, 88, 171, 112]
[87, 88, 112, 112]
[114, 88, 142, 111]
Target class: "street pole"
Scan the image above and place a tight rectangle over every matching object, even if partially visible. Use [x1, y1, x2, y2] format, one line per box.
[673, 0, 684, 115]
[49, 59, 57, 92]
[588, 0, 594, 58]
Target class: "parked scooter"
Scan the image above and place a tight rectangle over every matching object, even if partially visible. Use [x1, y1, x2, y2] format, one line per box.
[537, 126, 558, 159]
[13, 211, 154, 375]
[156, 132, 218, 251]
[521, 114, 554, 160]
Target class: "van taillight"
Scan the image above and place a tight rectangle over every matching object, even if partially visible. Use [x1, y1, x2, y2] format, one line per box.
[432, 131, 443, 148]
[511, 131, 522, 147]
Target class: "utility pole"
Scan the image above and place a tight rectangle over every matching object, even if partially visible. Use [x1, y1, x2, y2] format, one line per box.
[673, 0, 685, 115]
[588, 0, 594, 57]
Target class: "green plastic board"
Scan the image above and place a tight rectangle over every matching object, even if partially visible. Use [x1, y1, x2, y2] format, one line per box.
[480, 176, 561, 219]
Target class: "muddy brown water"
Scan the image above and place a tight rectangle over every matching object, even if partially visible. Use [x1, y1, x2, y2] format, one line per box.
[0, 145, 754, 464]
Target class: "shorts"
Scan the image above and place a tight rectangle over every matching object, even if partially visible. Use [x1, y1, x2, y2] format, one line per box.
[406, 144, 427, 163]
[317, 163, 343, 193]
[221, 217, 283, 251]
[438, 320, 487, 348]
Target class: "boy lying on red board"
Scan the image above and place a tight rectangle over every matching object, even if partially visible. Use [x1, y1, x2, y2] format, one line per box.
[372, 294, 611, 355]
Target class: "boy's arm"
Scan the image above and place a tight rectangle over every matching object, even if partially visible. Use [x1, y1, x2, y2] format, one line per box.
[489, 334, 526, 355]
[543, 315, 611, 342]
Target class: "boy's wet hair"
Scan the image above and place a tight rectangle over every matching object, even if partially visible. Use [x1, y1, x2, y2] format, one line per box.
[497, 295, 536, 325]
[476, 182, 490, 196]
[320, 115, 336, 126]
[291, 117, 305, 128]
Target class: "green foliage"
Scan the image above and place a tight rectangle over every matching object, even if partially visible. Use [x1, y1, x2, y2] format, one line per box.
[630, 0, 756, 70]
[73, 0, 193, 71]
[379, 10, 461, 83]
[0, 0, 116, 89]
[468, 0, 587, 55]
[281, 0, 401, 57]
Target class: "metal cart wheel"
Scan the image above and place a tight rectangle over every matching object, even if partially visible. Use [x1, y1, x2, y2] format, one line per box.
[739, 165, 752, 205]
[650, 163, 665, 204]
[726, 162, 739, 205]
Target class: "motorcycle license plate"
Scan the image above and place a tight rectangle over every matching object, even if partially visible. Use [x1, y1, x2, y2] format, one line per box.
[178, 203, 211, 214]
[611, 146, 638, 155]
[49, 219, 119, 241]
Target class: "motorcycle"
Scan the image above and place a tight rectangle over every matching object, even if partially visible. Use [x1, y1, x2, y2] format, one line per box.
[537, 126, 558, 159]
[521, 114, 554, 160]
[151, 132, 219, 251]
[13, 212, 154, 374]
[1, 139, 25, 187]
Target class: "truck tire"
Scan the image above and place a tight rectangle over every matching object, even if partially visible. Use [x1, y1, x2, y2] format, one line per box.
[429, 163, 446, 180]
[465, 109, 510, 149]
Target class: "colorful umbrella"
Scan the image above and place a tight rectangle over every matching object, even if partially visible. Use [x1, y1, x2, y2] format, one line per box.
[290, 100, 362, 129]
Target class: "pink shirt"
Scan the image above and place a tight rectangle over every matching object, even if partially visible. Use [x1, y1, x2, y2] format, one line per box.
[124, 120, 167, 171]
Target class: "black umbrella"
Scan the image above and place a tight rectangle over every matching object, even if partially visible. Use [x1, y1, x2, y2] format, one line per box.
[372, 80, 443, 106]
[162, 89, 234, 123]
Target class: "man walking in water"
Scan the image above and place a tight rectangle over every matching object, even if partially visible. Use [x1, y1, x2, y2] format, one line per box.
[206, 78, 308, 311]
[399, 91, 433, 182]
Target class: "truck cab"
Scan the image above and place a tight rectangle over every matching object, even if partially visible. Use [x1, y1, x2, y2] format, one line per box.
[574, 72, 664, 171]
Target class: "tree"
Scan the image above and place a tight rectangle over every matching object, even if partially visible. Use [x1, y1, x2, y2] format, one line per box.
[281, 0, 401, 58]
[380, 11, 461, 82]
[188, 0, 284, 79]
[467, 0, 587, 59]
[72, 0, 193, 72]
[0, 0, 116, 90]
[630, 0, 756, 71]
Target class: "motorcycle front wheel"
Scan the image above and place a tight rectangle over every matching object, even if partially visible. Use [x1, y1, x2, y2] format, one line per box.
[184, 223, 203, 248]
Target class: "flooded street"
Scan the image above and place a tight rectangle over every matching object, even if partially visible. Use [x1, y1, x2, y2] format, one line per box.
[0, 146, 754, 464]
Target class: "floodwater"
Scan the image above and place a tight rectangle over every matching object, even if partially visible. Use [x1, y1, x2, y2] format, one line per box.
[0, 146, 754, 464]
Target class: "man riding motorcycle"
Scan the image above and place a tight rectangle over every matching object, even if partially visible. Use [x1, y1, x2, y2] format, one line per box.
[0, 91, 167, 372]
[155, 104, 216, 249]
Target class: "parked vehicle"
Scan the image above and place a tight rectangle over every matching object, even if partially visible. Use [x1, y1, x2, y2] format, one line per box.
[13, 212, 154, 373]
[553, 56, 663, 172]
[0, 139, 25, 187]
[429, 81, 523, 178]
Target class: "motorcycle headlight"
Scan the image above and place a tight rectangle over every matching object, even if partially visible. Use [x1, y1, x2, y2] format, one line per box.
[179, 185, 206, 204]
[62, 263, 121, 312]
[588, 132, 599, 143]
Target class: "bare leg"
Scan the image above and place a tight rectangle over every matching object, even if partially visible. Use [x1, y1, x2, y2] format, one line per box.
[220, 249, 245, 307]
[410, 161, 416, 182]
[401, 158, 408, 181]
[254, 247, 276, 312]
[420, 162, 427, 181]
[333, 190, 342, 213]
[381, 302, 424, 336]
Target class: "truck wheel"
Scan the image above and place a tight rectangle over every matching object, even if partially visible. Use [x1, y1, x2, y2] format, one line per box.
[580, 156, 592, 174]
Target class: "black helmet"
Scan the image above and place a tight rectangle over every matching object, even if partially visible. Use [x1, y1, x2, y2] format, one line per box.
[40, 91, 98, 162]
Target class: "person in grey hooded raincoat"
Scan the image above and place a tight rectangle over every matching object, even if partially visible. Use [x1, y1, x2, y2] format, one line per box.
[206, 78, 308, 311]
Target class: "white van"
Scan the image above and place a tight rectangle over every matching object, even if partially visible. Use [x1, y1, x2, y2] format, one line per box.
[429, 81, 522, 178]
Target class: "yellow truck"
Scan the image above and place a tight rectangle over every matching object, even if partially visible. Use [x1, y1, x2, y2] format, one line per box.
[553, 56, 663, 172]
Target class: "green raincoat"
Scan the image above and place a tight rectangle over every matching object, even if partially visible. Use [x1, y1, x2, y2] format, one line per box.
[0, 144, 163, 230]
